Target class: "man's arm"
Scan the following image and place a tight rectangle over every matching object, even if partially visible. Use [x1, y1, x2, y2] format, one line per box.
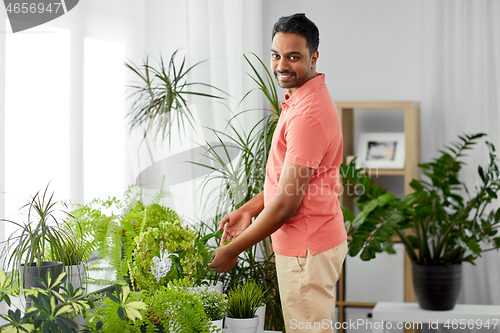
[208, 162, 314, 273]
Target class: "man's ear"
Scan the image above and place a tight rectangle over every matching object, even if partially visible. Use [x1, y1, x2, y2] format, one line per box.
[311, 50, 319, 67]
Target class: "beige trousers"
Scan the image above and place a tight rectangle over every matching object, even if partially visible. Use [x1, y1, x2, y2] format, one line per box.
[275, 240, 348, 333]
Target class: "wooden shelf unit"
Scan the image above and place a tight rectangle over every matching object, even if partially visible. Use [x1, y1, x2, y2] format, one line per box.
[335, 101, 420, 333]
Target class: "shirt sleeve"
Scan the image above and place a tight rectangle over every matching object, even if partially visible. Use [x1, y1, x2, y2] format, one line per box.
[284, 114, 329, 169]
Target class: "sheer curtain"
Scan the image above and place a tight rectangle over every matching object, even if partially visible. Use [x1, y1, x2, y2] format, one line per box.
[0, 0, 145, 245]
[128, 0, 265, 224]
[420, 0, 500, 306]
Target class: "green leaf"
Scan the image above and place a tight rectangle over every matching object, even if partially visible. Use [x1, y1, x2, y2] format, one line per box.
[493, 237, 500, 248]
[348, 239, 365, 256]
[466, 238, 481, 255]
[377, 193, 395, 206]
[406, 235, 418, 249]
[360, 245, 376, 261]
[341, 207, 355, 222]
[409, 179, 424, 191]
[382, 242, 396, 254]
[107, 294, 120, 305]
[117, 306, 125, 320]
[478, 166, 486, 183]
[368, 239, 382, 252]
[486, 189, 498, 199]
[352, 212, 367, 228]
[495, 208, 500, 222]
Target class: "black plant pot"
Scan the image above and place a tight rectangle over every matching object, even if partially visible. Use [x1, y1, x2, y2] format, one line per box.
[412, 263, 462, 311]
[20, 261, 64, 307]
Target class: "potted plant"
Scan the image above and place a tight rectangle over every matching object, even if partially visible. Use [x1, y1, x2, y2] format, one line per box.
[45, 234, 88, 289]
[225, 280, 267, 333]
[0, 270, 92, 332]
[199, 288, 228, 330]
[84, 284, 147, 333]
[135, 282, 212, 333]
[125, 49, 226, 143]
[128, 209, 202, 290]
[1, 186, 78, 307]
[342, 133, 500, 310]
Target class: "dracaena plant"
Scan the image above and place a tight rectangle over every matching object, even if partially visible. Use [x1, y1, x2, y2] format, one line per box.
[342, 133, 500, 265]
[1, 186, 82, 286]
[125, 49, 227, 144]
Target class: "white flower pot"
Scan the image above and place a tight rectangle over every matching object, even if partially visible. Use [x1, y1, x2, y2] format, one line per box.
[225, 316, 259, 333]
[255, 305, 266, 333]
[65, 263, 85, 289]
[190, 280, 224, 294]
[210, 319, 223, 332]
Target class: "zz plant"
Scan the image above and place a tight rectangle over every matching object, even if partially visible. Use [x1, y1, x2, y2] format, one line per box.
[342, 133, 500, 265]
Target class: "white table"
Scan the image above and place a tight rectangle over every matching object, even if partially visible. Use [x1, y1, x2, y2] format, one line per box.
[371, 302, 500, 333]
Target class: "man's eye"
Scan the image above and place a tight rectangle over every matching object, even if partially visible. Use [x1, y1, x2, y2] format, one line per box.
[272, 54, 280, 60]
[290, 56, 299, 60]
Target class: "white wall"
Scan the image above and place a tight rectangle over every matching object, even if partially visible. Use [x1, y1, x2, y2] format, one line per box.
[263, 0, 422, 101]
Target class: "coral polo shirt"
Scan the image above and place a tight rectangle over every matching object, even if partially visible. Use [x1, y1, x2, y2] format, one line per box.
[264, 73, 347, 257]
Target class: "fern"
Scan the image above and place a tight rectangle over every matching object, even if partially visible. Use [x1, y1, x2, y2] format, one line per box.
[140, 285, 211, 333]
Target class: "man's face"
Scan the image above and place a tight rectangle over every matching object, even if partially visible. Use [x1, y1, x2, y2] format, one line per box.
[271, 32, 318, 95]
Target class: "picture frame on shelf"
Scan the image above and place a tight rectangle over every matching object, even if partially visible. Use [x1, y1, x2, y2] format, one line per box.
[356, 132, 405, 169]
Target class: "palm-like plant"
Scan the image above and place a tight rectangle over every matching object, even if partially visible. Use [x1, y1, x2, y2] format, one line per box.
[125, 49, 227, 143]
[2, 186, 78, 285]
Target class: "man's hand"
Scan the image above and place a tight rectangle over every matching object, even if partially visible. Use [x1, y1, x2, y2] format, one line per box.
[219, 209, 252, 245]
[207, 244, 239, 274]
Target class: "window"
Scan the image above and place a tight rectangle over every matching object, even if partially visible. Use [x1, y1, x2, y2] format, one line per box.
[4, 24, 70, 240]
[83, 37, 125, 202]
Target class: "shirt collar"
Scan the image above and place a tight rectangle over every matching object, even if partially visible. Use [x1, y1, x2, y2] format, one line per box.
[283, 73, 326, 105]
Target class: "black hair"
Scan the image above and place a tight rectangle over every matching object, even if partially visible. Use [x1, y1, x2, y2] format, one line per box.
[272, 13, 319, 56]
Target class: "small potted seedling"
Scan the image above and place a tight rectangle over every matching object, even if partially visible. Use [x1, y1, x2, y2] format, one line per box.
[225, 280, 265, 333]
[199, 288, 228, 330]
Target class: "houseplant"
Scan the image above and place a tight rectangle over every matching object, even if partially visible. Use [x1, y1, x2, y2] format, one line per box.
[0, 270, 93, 333]
[129, 210, 202, 290]
[0, 269, 143, 333]
[125, 49, 226, 144]
[84, 284, 147, 333]
[342, 133, 500, 310]
[1, 186, 79, 307]
[45, 235, 88, 289]
[199, 288, 228, 330]
[136, 281, 212, 333]
[225, 280, 268, 333]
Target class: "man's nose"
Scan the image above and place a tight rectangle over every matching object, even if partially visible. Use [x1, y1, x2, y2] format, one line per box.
[276, 58, 290, 72]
